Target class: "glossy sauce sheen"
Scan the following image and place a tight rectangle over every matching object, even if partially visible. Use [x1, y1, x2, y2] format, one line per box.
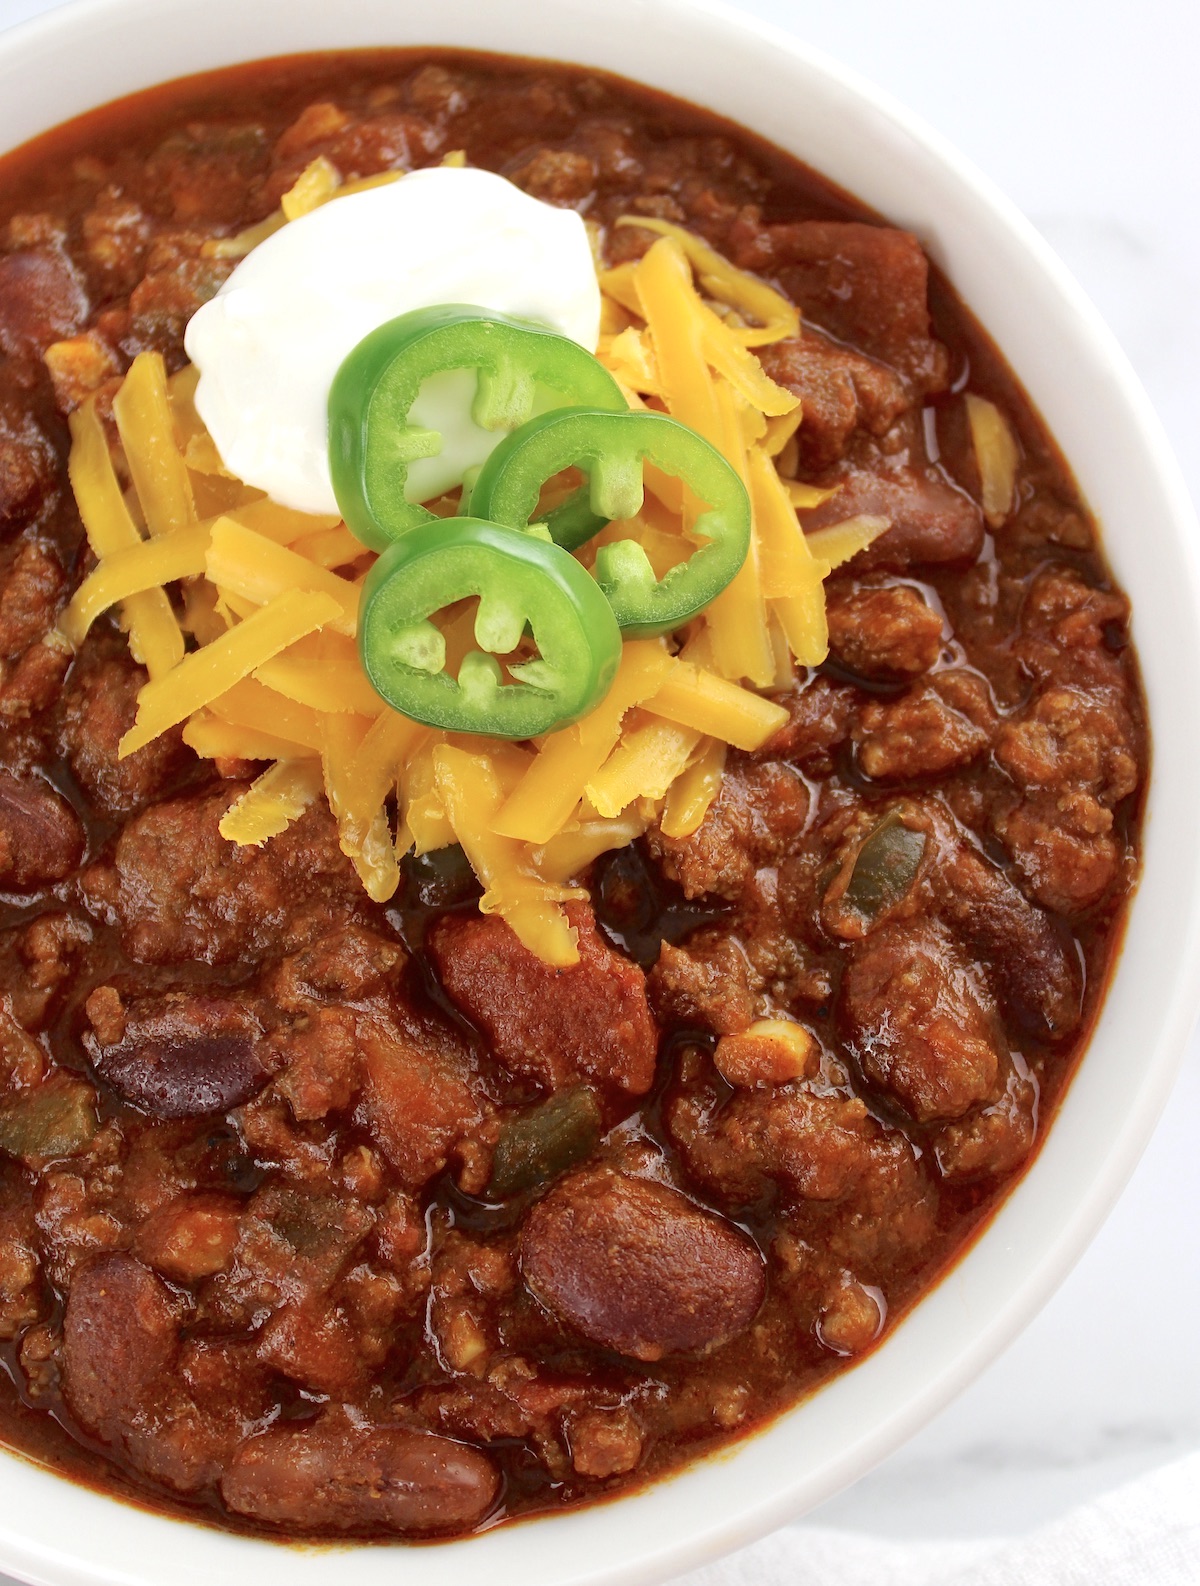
[0, 50, 1145, 1541]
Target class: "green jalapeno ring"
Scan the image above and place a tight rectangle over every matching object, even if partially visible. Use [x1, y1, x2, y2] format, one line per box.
[467, 407, 752, 639]
[358, 516, 622, 738]
[329, 306, 628, 552]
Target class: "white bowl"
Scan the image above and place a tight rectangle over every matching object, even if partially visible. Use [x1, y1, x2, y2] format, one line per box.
[1, 3, 1198, 1584]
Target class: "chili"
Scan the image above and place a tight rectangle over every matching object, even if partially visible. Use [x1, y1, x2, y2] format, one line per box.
[0, 47, 1147, 1548]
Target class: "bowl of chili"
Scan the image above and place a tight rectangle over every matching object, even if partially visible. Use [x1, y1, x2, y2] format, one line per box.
[0, 1, 1196, 1584]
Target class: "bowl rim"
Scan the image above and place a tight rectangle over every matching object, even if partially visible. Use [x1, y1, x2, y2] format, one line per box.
[0, 2, 1198, 1584]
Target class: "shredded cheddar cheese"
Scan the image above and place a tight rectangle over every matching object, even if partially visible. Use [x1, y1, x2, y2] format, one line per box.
[59, 206, 882, 963]
[60, 521, 211, 647]
[183, 712, 312, 765]
[67, 400, 184, 679]
[644, 660, 788, 750]
[219, 760, 324, 845]
[207, 680, 331, 753]
[612, 216, 798, 348]
[434, 746, 584, 966]
[205, 517, 361, 636]
[254, 649, 383, 716]
[112, 352, 197, 538]
[586, 718, 703, 819]
[661, 738, 727, 839]
[492, 641, 673, 844]
[119, 589, 342, 757]
[319, 711, 403, 903]
[281, 156, 342, 221]
[966, 393, 1020, 527]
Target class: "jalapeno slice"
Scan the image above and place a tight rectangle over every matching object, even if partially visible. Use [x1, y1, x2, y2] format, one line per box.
[468, 407, 751, 638]
[358, 517, 622, 738]
[329, 306, 628, 551]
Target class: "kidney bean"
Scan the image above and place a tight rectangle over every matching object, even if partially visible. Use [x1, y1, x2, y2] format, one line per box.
[0, 249, 88, 358]
[220, 1413, 500, 1536]
[936, 833, 1083, 1042]
[0, 772, 84, 890]
[84, 992, 269, 1118]
[61, 1254, 180, 1441]
[520, 1168, 765, 1361]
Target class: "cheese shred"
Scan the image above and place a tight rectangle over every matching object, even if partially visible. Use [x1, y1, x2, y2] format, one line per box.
[62, 209, 872, 963]
[67, 401, 184, 678]
[219, 760, 324, 845]
[965, 393, 1020, 527]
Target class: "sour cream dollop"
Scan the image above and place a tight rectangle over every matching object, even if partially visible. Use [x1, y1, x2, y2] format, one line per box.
[185, 166, 601, 516]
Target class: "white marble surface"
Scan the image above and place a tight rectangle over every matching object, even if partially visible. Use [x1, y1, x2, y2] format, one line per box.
[0, 0, 1198, 1552]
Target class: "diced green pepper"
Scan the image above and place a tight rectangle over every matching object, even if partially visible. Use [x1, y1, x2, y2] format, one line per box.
[487, 1085, 603, 1198]
[469, 406, 751, 637]
[358, 517, 622, 737]
[843, 810, 926, 926]
[329, 306, 628, 551]
[0, 1074, 98, 1166]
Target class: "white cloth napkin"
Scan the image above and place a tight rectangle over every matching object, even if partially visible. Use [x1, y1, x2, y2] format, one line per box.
[671, 1450, 1200, 1586]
